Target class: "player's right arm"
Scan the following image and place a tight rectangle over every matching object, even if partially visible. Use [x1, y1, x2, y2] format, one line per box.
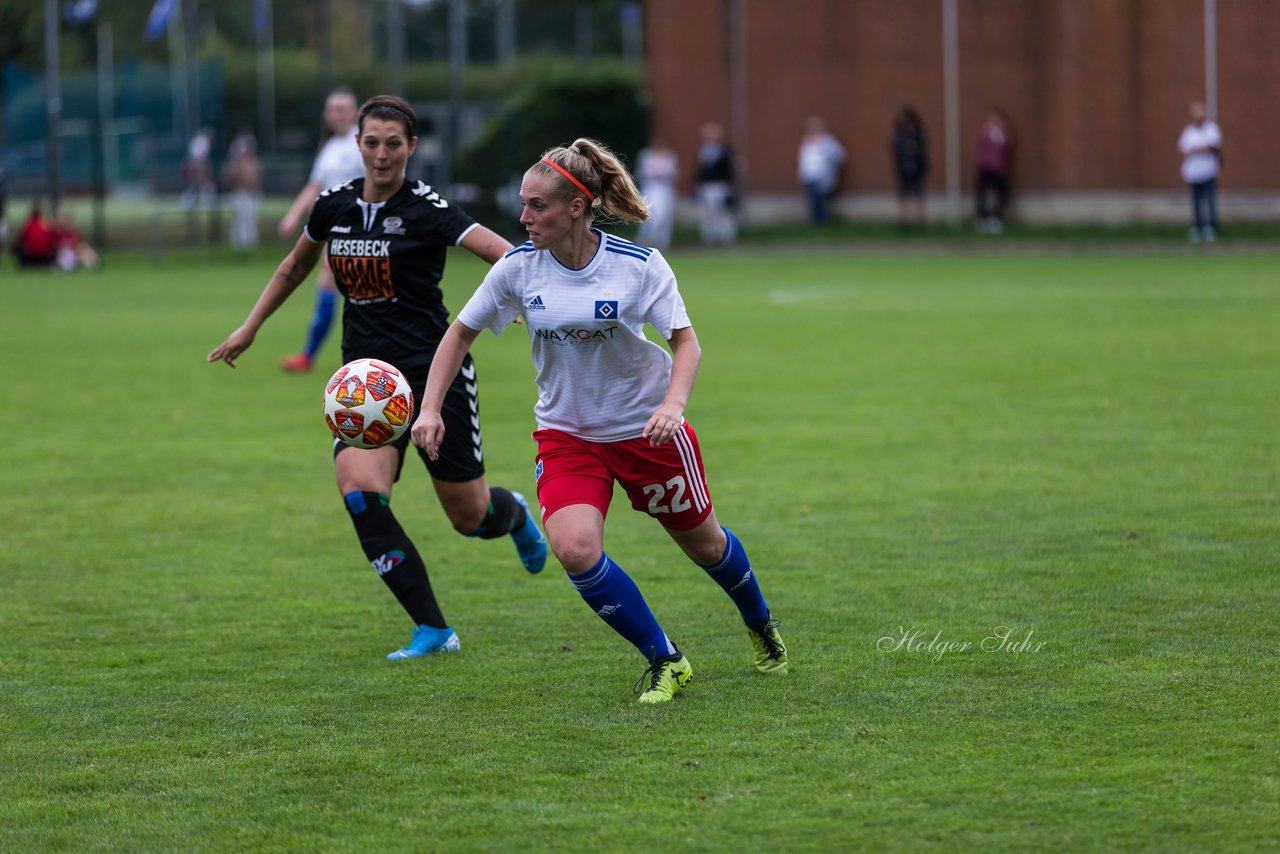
[410, 319, 482, 459]
[207, 234, 325, 367]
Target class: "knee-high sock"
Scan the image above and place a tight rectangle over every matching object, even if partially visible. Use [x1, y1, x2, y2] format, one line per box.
[569, 553, 674, 660]
[466, 487, 526, 539]
[304, 288, 337, 359]
[698, 526, 769, 628]
[345, 491, 446, 628]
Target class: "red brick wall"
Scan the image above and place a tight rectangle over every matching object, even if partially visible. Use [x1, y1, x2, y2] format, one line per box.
[644, 0, 1280, 195]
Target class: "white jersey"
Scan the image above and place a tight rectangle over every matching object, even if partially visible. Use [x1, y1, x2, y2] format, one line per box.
[457, 230, 691, 442]
[309, 131, 364, 190]
[1178, 120, 1222, 184]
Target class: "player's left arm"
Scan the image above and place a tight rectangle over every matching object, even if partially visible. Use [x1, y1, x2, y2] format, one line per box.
[644, 325, 702, 447]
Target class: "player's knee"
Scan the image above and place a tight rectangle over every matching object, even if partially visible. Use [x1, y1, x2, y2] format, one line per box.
[445, 502, 486, 536]
[675, 522, 728, 566]
[549, 536, 600, 574]
[685, 540, 725, 566]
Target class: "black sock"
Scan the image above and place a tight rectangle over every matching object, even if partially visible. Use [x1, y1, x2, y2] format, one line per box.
[467, 487, 526, 539]
[344, 491, 446, 628]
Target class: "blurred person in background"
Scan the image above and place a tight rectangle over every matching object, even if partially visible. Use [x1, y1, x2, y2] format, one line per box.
[53, 208, 100, 271]
[1178, 101, 1223, 243]
[180, 127, 217, 209]
[797, 116, 846, 226]
[890, 106, 929, 233]
[12, 201, 58, 268]
[208, 95, 546, 661]
[278, 87, 365, 373]
[694, 122, 736, 246]
[974, 108, 1014, 234]
[222, 129, 264, 252]
[635, 135, 679, 249]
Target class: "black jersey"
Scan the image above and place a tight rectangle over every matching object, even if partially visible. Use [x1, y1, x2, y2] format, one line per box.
[305, 178, 478, 369]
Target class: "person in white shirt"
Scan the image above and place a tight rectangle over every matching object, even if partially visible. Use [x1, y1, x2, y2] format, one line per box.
[1177, 101, 1223, 243]
[635, 136, 679, 250]
[797, 116, 846, 226]
[411, 138, 788, 704]
[278, 87, 366, 372]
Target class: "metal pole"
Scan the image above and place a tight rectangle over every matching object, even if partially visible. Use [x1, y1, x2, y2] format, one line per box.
[168, 0, 186, 146]
[1204, 0, 1217, 119]
[184, 0, 200, 141]
[728, 0, 748, 219]
[388, 0, 405, 98]
[445, 0, 467, 191]
[318, 0, 333, 97]
[574, 0, 591, 64]
[942, 0, 960, 226]
[256, 0, 276, 150]
[620, 2, 642, 63]
[495, 0, 515, 69]
[94, 19, 113, 248]
[43, 0, 61, 211]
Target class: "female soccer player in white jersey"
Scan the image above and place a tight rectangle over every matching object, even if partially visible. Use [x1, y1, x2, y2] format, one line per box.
[411, 138, 787, 703]
[209, 96, 547, 661]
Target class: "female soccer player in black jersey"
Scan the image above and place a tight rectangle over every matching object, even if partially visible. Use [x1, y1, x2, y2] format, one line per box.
[209, 95, 546, 660]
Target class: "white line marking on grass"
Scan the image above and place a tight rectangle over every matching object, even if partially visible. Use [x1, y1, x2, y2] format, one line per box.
[768, 285, 859, 305]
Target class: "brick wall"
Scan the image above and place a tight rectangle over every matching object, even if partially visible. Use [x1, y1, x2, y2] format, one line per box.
[644, 0, 1280, 220]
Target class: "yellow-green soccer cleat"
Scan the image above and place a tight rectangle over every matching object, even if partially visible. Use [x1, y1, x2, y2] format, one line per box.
[746, 618, 788, 674]
[634, 655, 694, 704]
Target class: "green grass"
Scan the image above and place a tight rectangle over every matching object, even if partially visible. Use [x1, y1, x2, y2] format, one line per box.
[2, 248, 1278, 851]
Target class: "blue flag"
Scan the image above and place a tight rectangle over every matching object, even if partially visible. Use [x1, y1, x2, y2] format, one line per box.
[63, 0, 98, 25]
[145, 0, 175, 40]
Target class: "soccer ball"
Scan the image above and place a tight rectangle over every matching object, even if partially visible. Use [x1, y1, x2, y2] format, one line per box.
[323, 358, 415, 449]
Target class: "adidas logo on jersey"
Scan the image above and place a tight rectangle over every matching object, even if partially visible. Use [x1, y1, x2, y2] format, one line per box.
[527, 295, 547, 311]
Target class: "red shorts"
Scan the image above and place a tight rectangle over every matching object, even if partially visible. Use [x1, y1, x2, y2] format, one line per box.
[532, 424, 714, 531]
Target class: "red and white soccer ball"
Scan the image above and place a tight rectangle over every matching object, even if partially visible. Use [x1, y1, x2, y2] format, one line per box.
[323, 358, 416, 449]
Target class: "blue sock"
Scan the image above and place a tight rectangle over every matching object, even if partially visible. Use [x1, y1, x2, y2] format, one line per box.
[304, 288, 337, 359]
[569, 553, 674, 661]
[698, 526, 769, 628]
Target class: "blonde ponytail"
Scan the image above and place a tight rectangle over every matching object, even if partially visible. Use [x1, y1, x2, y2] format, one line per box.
[534, 138, 650, 224]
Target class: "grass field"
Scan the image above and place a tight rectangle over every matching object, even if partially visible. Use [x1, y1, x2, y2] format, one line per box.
[2, 245, 1278, 850]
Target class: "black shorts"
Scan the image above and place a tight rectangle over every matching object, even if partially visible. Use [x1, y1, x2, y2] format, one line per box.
[333, 353, 485, 484]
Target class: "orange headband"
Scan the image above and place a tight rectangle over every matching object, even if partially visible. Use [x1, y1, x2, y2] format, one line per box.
[540, 157, 596, 202]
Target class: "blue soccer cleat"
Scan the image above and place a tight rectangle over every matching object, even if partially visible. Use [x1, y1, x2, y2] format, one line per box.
[386, 625, 461, 660]
[510, 492, 548, 574]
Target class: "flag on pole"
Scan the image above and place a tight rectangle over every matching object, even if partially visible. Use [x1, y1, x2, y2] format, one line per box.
[62, 0, 98, 25]
[144, 0, 175, 40]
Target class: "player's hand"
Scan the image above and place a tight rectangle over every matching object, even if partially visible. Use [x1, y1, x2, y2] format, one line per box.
[642, 404, 685, 447]
[277, 214, 299, 239]
[207, 326, 256, 368]
[411, 411, 446, 460]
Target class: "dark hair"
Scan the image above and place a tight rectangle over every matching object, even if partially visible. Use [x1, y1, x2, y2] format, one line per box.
[534, 138, 649, 224]
[358, 95, 417, 139]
